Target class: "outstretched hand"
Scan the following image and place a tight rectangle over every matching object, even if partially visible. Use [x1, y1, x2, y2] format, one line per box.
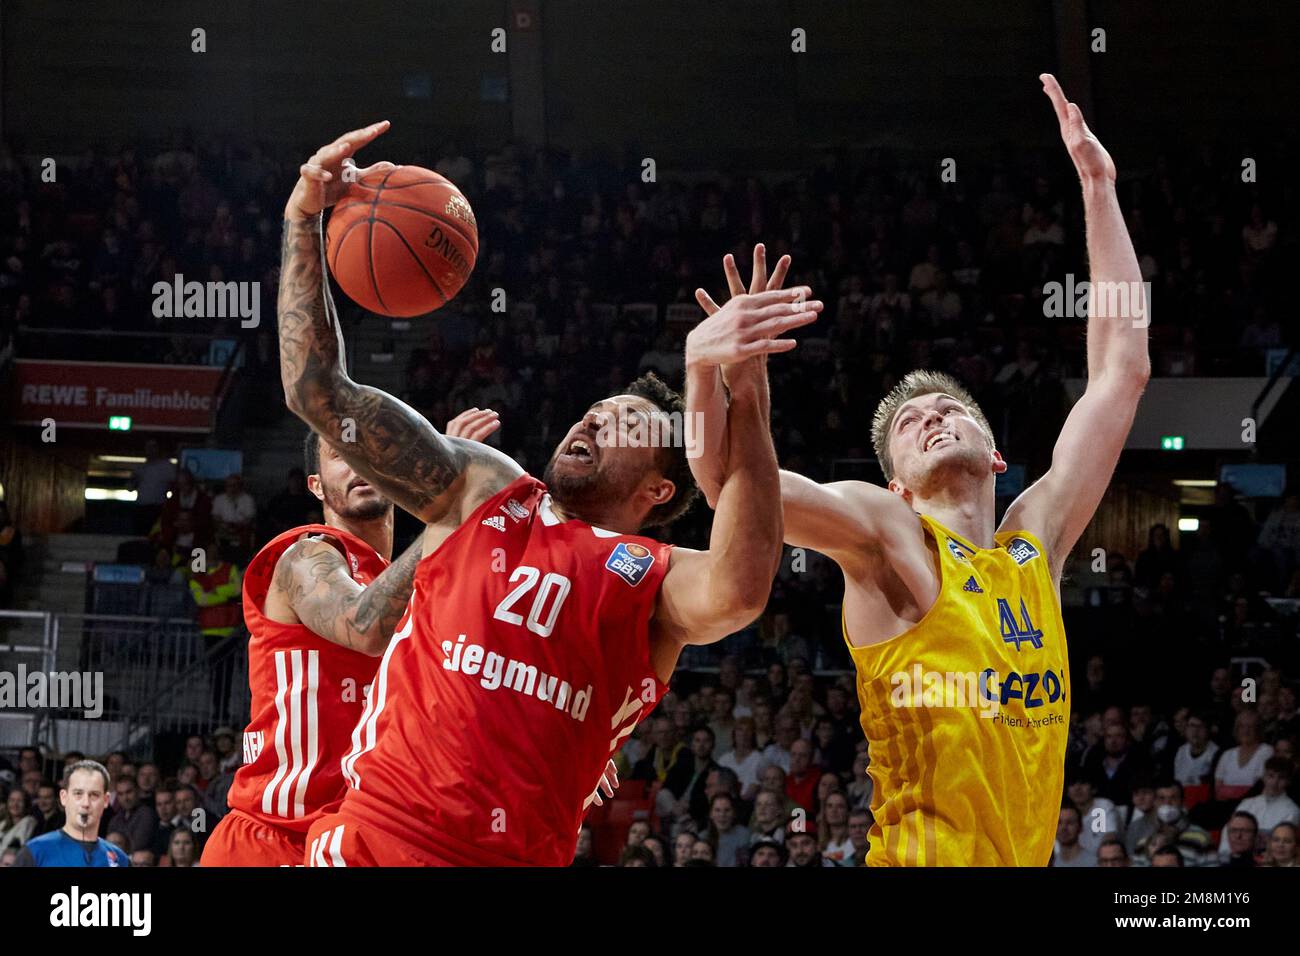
[589, 759, 620, 808]
[687, 244, 819, 370]
[285, 120, 396, 221]
[1040, 73, 1115, 184]
[695, 243, 792, 315]
[445, 407, 501, 443]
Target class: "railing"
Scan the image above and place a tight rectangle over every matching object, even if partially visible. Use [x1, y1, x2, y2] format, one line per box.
[0, 611, 58, 751]
[0, 610, 247, 760]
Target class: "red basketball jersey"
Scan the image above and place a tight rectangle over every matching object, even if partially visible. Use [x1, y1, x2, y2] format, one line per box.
[227, 524, 388, 833]
[339, 474, 670, 866]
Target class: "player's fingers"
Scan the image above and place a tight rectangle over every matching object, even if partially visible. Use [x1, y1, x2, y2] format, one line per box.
[312, 141, 354, 168]
[606, 759, 619, 789]
[767, 254, 791, 291]
[449, 409, 499, 439]
[749, 243, 767, 295]
[742, 337, 800, 357]
[1066, 102, 1089, 138]
[753, 308, 822, 337]
[747, 285, 812, 307]
[1039, 74, 1072, 137]
[445, 408, 479, 436]
[750, 297, 821, 322]
[722, 254, 745, 298]
[591, 790, 604, 807]
[352, 161, 397, 180]
[333, 120, 391, 151]
[468, 419, 502, 442]
[695, 288, 721, 316]
[299, 163, 332, 182]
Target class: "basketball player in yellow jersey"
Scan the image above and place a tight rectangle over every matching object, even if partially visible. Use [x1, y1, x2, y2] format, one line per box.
[688, 75, 1150, 865]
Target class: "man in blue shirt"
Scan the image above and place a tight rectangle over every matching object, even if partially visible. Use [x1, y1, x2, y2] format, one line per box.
[13, 760, 129, 867]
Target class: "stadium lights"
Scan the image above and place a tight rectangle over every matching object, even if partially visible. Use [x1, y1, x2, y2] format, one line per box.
[1177, 517, 1200, 532]
[1173, 479, 1216, 487]
[84, 488, 138, 502]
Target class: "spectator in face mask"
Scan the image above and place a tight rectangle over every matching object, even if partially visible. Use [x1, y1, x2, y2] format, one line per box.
[1134, 781, 1214, 866]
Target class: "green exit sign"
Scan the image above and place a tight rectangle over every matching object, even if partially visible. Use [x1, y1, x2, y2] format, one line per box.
[108, 416, 132, 431]
[1160, 435, 1184, 451]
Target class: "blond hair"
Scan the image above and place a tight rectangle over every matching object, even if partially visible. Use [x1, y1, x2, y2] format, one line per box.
[870, 370, 995, 481]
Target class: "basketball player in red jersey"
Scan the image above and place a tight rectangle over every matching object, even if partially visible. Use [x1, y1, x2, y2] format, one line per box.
[276, 122, 819, 866]
[199, 408, 500, 866]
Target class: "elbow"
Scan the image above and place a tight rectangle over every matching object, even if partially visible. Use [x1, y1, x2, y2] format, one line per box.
[713, 579, 772, 627]
[1129, 355, 1152, 389]
[1100, 360, 1150, 401]
[358, 637, 389, 658]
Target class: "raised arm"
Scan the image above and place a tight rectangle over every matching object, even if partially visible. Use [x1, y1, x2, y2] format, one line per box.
[778, 470, 916, 564]
[274, 536, 423, 656]
[652, 269, 822, 668]
[1000, 75, 1151, 571]
[688, 248, 914, 562]
[278, 123, 520, 526]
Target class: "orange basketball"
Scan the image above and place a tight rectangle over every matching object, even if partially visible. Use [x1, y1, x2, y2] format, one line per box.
[326, 165, 478, 317]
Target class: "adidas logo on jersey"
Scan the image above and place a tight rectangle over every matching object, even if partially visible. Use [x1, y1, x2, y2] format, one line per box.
[962, 575, 983, 594]
[482, 515, 507, 532]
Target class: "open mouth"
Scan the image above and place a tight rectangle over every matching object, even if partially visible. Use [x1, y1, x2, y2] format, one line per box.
[348, 479, 373, 493]
[560, 436, 596, 466]
[922, 431, 957, 453]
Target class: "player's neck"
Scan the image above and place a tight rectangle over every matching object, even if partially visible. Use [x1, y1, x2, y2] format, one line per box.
[909, 485, 996, 550]
[547, 498, 642, 536]
[324, 507, 395, 561]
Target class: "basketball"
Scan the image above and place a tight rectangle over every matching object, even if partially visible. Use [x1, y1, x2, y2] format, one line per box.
[326, 164, 478, 317]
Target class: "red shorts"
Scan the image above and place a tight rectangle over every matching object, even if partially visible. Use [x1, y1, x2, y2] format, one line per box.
[200, 809, 306, 867]
[305, 811, 455, 867]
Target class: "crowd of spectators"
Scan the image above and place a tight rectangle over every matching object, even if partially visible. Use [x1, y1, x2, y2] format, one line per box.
[0, 734, 237, 867]
[7, 651, 1289, 868]
[0, 126, 1293, 866]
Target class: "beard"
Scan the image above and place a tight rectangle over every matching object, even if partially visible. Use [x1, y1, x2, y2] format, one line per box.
[320, 481, 391, 522]
[542, 455, 636, 518]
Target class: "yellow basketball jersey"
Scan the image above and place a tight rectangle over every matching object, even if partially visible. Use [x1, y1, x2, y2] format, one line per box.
[845, 514, 1069, 866]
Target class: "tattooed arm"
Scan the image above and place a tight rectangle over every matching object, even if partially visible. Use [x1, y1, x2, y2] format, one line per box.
[278, 122, 521, 528]
[268, 536, 423, 656]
